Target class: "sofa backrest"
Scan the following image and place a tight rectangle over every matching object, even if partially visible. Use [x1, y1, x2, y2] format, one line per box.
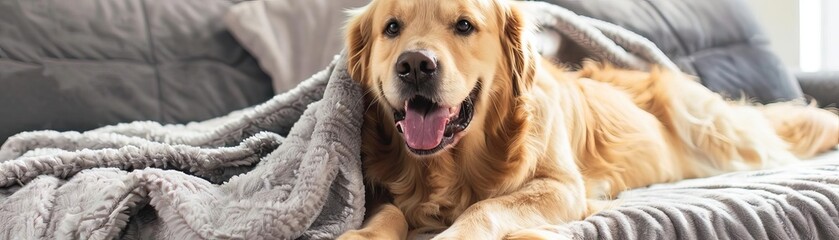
[0, 0, 274, 142]
[537, 0, 804, 104]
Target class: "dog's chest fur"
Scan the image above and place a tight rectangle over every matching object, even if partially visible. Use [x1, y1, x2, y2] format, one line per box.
[360, 103, 525, 230]
[362, 133, 482, 229]
[401, 156, 478, 229]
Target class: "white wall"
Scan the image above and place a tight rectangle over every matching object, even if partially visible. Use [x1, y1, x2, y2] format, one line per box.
[742, 0, 800, 69]
[743, 0, 839, 71]
[822, 0, 839, 70]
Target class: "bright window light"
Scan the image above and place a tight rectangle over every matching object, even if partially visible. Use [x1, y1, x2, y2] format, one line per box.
[800, 0, 822, 72]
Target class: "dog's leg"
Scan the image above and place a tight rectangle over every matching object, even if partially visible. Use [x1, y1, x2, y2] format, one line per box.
[577, 65, 805, 173]
[505, 225, 575, 240]
[431, 179, 585, 240]
[759, 103, 839, 158]
[338, 203, 409, 240]
[504, 198, 621, 240]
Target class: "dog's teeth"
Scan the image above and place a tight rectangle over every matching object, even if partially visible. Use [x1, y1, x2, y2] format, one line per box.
[455, 124, 465, 132]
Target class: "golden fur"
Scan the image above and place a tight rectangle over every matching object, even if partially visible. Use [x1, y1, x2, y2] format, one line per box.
[338, 0, 839, 239]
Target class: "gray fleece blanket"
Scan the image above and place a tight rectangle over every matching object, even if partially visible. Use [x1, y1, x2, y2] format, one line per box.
[0, 56, 364, 239]
[1, 1, 838, 240]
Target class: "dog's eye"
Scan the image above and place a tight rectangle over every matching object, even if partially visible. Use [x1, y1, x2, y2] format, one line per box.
[384, 21, 401, 37]
[454, 19, 474, 35]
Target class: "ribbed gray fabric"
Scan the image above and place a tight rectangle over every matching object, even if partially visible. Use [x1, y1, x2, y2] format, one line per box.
[546, 154, 839, 240]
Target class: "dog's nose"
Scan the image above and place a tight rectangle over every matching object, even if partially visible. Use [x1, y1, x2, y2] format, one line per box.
[396, 50, 437, 83]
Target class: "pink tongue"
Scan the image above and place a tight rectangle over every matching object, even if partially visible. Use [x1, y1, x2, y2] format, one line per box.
[398, 106, 450, 150]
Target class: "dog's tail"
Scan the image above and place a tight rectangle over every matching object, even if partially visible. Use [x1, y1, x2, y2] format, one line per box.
[760, 102, 839, 159]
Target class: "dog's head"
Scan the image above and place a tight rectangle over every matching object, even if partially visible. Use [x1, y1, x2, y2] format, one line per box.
[346, 0, 535, 157]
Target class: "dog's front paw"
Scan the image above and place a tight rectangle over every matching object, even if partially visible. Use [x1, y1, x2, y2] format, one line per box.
[428, 234, 464, 240]
[505, 225, 574, 240]
[337, 230, 390, 240]
[429, 229, 472, 240]
[431, 228, 495, 240]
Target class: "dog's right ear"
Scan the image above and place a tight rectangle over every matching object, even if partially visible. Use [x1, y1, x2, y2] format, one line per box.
[499, 3, 536, 97]
[345, 5, 374, 84]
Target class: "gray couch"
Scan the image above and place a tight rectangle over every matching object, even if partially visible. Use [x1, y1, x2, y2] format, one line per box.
[0, 0, 275, 142]
[1, 0, 836, 143]
[0, 0, 374, 143]
[537, 0, 838, 107]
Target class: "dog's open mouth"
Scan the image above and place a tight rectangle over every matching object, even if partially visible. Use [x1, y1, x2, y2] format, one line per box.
[393, 89, 477, 156]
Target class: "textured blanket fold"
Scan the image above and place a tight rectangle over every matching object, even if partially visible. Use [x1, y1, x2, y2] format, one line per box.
[1, 56, 365, 239]
[2, 1, 838, 240]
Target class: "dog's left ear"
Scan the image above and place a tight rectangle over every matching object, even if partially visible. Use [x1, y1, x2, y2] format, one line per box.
[345, 4, 375, 84]
[500, 3, 537, 97]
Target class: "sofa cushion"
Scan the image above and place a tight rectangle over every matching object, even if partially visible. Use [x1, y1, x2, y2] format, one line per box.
[224, 0, 369, 94]
[536, 0, 804, 104]
[0, 0, 274, 142]
[796, 71, 839, 108]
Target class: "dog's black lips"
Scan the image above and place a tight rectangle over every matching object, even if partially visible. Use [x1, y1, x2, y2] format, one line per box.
[392, 82, 480, 156]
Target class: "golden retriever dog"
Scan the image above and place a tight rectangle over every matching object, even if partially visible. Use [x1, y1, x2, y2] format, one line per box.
[338, 0, 839, 239]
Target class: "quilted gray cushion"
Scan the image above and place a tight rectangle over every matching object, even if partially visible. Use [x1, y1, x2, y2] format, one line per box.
[537, 0, 804, 104]
[0, 0, 273, 142]
[796, 71, 839, 108]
